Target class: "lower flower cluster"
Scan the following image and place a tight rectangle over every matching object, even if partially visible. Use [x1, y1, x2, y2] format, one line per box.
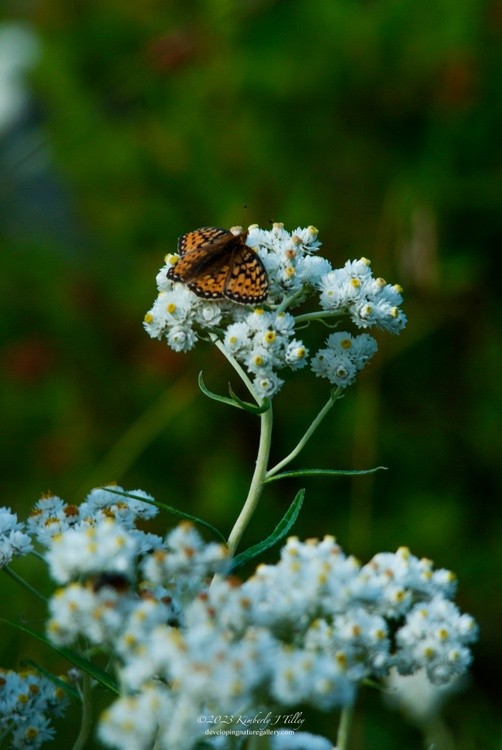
[0, 669, 69, 750]
[0, 490, 476, 750]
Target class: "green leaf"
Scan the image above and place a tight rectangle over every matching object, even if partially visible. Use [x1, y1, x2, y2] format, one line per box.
[198, 372, 270, 414]
[230, 488, 305, 572]
[264, 466, 387, 483]
[227, 383, 270, 414]
[101, 487, 227, 543]
[1, 619, 119, 695]
[198, 371, 240, 409]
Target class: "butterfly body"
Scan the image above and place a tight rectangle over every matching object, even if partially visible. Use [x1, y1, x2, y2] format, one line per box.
[167, 227, 269, 304]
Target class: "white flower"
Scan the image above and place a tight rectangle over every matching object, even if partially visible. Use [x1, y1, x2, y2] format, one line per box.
[98, 684, 168, 750]
[141, 522, 229, 596]
[223, 320, 252, 354]
[285, 339, 309, 369]
[311, 349, 358, 387]
[270, 644, 355, 709]
[195, 302, 223, 327]
[253, 370, 284, 398]
[0, 507, 33, 566]
[0, 668, 68, 750]
[395, 596, 478, 685]
[45, 519, 139, 584]
[167, 325, 197, 352]
[311, 331, 377, 387]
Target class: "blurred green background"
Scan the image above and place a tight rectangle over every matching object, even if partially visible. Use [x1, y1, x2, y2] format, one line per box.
[0, 0, 500, 747]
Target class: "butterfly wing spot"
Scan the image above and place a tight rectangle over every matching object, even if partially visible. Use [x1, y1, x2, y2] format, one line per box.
[168, 227, 269, 304]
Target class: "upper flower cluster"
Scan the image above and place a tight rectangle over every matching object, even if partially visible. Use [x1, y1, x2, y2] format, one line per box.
[144, 224, 407, 397]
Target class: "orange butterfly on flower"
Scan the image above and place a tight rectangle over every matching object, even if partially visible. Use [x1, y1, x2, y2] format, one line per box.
[167, 226, 269, 304]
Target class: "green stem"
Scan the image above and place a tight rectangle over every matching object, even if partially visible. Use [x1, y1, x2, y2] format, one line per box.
[226, 404, 273, 555]
[294, 309, 345, 325]
[275, 290, 304, 314]
[71, 671, 93, 750]
[211, 335, 261, 404]
[337, 704, 354, 750]
[3, 566, 47, 604]
[266, 388, 341, 479]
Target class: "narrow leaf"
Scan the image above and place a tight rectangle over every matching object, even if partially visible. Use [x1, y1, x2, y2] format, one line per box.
[264, 467, 387, 483]
[198, 371, 240, 409]
[227, 383, 270, 414]
[198, 372, 269, 414]
[101, 487, 226, 543]
[1, 619, 119, 694]
[230, 489, 305, 571]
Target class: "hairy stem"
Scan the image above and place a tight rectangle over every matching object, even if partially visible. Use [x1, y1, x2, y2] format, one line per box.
[294, 309, 345, 325]
[71, 671, 93, 750]
[226, 404, 273, 555]
[337, 704, 354, 750]
[211, 335, 260, 404]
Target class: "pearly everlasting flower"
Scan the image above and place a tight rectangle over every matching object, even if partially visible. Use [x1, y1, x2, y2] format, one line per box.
[144, 224, 406, 398]
[27, 495, 81, 544]
[141, 521, 230, 598]
[45, 519, 140, 584]
[28, 486, 160, 548]
[0, 507, 33, 566]
[98, 683, 170, 750]
[394, 597, 478, 685]
[79, 486, 159, 527]
[352, 547, 458, 619]
[318, 258, 407, 334]
[270, 644, 355, 709]
[4, 484, 474, 750]
[0, 668, 69, 750]
[311, 331, 378, 387]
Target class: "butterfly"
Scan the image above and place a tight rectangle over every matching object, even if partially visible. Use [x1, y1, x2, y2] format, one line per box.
[167, 226, 269, 304]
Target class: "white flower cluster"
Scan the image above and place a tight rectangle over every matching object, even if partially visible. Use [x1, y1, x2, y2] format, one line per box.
[0, 507, 33, 567]
[27, 486, 160, 548]
[144, 224, 407, 397]
[319, 258, 406, 334]
[45, 517, 229, 648]
[311, 331, 378, 387]
[0, 669, 69, 750]
[95, 533, 476, 750]
[224, 309, 308, 397]
[1, 493, 477, 750]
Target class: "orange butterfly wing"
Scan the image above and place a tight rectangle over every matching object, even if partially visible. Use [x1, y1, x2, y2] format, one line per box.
[177, 227, 231, 256]
[167, 227, 269, 304]
[224, 245, 269, 304]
